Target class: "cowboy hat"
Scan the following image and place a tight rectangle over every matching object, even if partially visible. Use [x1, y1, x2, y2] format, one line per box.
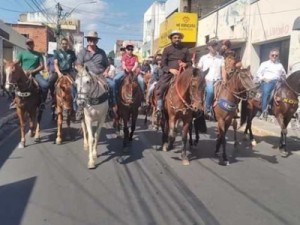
[84, 31, 101, 39]
[168, 30, 184, 39]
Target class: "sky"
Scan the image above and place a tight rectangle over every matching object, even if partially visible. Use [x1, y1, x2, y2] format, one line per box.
[0, 0, 157, 53]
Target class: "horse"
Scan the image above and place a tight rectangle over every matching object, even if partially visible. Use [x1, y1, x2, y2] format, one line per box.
[75, 67, 109, 169]
[55, 75, 74, 144]
[115, 71, 143, 149]
[161, 67, 208, 165]
[213, 67, 255, 165]
[143, 71, 152, 124]
[4, 60, 43, 148]
[240, 70, 300, 156]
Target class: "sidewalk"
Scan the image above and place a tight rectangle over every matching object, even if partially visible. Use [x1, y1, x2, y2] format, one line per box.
[249, 116, 300, 139]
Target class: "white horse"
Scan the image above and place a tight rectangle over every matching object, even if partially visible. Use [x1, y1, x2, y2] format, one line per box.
[75, 67, 109, 169]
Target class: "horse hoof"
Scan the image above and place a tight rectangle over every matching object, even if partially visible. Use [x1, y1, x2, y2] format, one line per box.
[251, 140, 257, 146]
[56, 138, 62, 145]
[219, 160, 230, 166]
[18, 142, 25, 149]
[34, 137, 40, 143]
[88, 162, 96, 169]
[162, 144, 168, 152]
[182, 159, 190, 166]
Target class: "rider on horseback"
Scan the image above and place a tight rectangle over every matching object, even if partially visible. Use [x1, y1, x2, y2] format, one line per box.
[113, 44, 145, 104]
[254, 48, 286, 119]
[50, 38, 77, 112]
[197, 39, 225, 118]
[15, 38, 49, 110]
[76, 31, 110, 119]
[155, 30, 192, 115]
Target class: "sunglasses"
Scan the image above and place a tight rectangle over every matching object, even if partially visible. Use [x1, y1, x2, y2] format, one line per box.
[127, 48, 134, 51]
[87, 38, 98, 42]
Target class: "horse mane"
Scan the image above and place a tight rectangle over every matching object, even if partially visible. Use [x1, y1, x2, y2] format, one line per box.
[176, 67, 194, 94]
[286, 70, 300, 94]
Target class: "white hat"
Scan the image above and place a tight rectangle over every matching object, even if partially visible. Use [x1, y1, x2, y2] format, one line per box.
[168, 30, 184, 39]
[84, 31, 101, 39]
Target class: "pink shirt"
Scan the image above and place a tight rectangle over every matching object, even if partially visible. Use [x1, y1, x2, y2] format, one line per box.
[122, 53, 138, 71]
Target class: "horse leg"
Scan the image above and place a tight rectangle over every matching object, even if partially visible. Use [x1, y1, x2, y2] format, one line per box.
[123, 119, 129, 150]
[232, 118, 238, 148]
[162, 113, 169, 152]
[194, 118, 200, 145]
[56, 108, 63, 145]
[17, 108, 26, 148]
[66, 110, 72, 140]
[34, 108, 43, 142]
[188, 121, 193, 147]
[182, 121, 190, 166]
[85, 118, 96, 169]
[167, 116, 176, 151]
[129, 111, 138, 141]
[81, 118, 89, 151]
[93, 114, 107, 159]
[28, 110, 36, 138]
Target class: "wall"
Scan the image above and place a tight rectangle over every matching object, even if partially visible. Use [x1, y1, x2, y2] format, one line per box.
[9, 24, 53, 53]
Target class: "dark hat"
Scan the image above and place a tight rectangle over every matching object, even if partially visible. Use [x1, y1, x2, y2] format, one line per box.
[125, 44, 134, 49]
[168, 30, 184, 39]
[206, 39, 218, 47]
[222, 39, 232, 48]
[26, 38, 34, 44]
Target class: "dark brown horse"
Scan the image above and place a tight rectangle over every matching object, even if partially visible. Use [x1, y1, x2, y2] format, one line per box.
[161, 67, 208, 165]
[4, 60, 43, 148]
[240, 70, 300, 156]
[116, 71, 143, 149]
[55, 75, 74, 144]
[213, 67, 255, 165]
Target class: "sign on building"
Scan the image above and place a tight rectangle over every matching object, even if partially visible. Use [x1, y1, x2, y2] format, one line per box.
[159, 12, 198, 48]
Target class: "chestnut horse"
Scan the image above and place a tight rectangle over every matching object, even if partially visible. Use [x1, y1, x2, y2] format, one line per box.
[240, 70, 300, 156]
[4, 60, 43, 148]
[161, 67, 208, 165]
[213, 67, 255, 165]
[115, 71, 143, 149]
[55, 75, 74, 144]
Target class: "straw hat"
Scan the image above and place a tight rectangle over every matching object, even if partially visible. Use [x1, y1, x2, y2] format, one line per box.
[84, 31, 101, 39]
[168, 30, 184, 39]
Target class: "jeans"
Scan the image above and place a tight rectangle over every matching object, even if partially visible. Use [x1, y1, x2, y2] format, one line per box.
[205, 82, 214, 113]
[35, 73, 49, 102]
[105, 78, 115, 105]
[261, 80, 277, 112]
[113, 72, 144, 103]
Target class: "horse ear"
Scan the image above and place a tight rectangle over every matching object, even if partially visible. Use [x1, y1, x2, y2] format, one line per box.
[203, 68, 209, 77]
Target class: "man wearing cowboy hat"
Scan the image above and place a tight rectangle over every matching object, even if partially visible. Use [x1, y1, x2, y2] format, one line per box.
[197, 39, 225, 118]
[155, 30, 192, 115]
[14, 38, 49, 110]
[75, 31, 110, 119]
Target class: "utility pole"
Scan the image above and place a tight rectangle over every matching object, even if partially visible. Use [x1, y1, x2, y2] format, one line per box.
[56, 2, 63, 42]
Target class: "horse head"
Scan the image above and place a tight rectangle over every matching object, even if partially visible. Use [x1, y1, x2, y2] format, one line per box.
[176, 67, 208, 113]
[228, 66, 255, 96]
[4, 60, 23, 92]
[56, 75, 74, 110]
[120, 71, 140, 104]
[75, 66, 93, 109]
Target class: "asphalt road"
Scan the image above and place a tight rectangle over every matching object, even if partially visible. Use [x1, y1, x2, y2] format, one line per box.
[1, 108, 300, 225]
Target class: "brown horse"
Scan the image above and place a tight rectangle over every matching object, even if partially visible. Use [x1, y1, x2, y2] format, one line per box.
[143, 71, 152, 124]
[240, 70, 300, 156]
[213, 67, 255, 165]
[161, 67, 208, 165]
[116, 71, 143, 149]
[4, 60, 43, 148]
[55, 75, 74, 144]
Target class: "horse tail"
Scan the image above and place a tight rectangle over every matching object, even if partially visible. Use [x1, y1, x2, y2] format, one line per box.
[240, 100, 248, 128]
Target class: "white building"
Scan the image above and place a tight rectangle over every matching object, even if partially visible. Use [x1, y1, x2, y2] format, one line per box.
[143, 1, 166, 57]
[196, 0, 300, 74]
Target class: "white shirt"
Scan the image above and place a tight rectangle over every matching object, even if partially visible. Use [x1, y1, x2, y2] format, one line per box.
[256, 60, 286, 82]
[197, 53, 224, 82]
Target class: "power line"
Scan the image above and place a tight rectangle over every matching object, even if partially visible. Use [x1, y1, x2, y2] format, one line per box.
[0, 6, 23, 13]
